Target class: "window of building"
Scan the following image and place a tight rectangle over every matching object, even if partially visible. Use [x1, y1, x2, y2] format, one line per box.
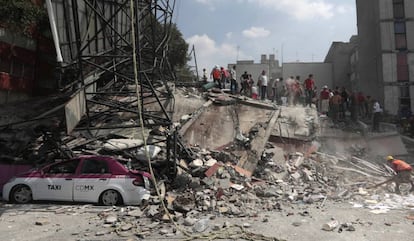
[400, 97, 411, 107]
[0, 57, 10, 73]
[395, 34, 407, 50]
[397, 52, 409, 81]
[394, 22, 406, 34]
[397, 65, 409, 81]
[397, 52, 407, 65]
[400, 86, 410, 98]
[399, 83, 411, 109]
[10, 60, 23, 77]
[393, 0, 405, 19]
[400, 98, 411, 112]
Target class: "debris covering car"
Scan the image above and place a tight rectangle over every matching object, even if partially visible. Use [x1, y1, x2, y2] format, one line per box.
[2, 155, 151, 206]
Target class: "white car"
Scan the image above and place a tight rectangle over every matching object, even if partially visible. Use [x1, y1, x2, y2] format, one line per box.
[2, 155, 152, 206]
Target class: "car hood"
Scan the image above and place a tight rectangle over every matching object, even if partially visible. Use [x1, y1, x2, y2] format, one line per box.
[15, 168, 42, 177]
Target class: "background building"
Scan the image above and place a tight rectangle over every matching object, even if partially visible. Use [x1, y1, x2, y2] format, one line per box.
[229, 54, 282, 83]
[282, 62, 333, 90]
[324, 36, 358, 90]
[230, 54, 333, 95]
[356, 0, 414, 115]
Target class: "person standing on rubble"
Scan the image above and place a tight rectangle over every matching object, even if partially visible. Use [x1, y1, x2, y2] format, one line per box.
[372, 99, 383, 132]
[272, 78, 280, 103]
[240, 71, 249, 95]
[319, 85, 330, 115]
[293, 76, 302, 105]
[202, 68, 208, 83]
[340, 87, 349, 119]
[303, 74, 315, 107]
[210, 65, 222, 88]
[229, 65, 237, 94]
[285, 77, 294, 105]
[357, 91, 366, 118]
[330, 91, 342, 122]
[386, 156, 414, 194]
[258, 70, 268, 101]
[220, 67, 228, 89]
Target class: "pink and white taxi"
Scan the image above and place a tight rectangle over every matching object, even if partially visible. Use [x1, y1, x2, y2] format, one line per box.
[2, 155, 152, 206]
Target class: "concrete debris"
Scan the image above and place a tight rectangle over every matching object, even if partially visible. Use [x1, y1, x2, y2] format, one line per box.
[322, 220, 339, 231]
[104, 215, 118, 224]
[2, 86, 413, 240]
[192, 218, 209, 233]
[103, 138, 144, 150]
[35, 218, 50, 226]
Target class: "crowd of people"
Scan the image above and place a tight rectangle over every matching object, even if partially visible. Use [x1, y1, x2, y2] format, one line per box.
[204, 65, 384, 131]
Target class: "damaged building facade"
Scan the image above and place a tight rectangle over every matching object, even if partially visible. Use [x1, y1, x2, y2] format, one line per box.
[354, 0, 414, 115]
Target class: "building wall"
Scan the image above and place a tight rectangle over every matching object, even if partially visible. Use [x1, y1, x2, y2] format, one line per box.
[380, 0, 414, 115]
[324, 39, 357, 89]
[406, 0, 414, 18]
[235, 63, 269, 83]
[382, 53, 399, 112]
[380, 22, 394, 50]
[282, 62, 333, 89]
[410, 53, 414, 110]
[379, 0, 393, 19]
[356, 0, 383, 105]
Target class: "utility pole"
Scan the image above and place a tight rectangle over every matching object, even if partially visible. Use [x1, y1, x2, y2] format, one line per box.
[189, 45, 199, 82]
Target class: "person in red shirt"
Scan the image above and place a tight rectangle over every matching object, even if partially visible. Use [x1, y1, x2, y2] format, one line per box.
[386, 155, 414, 194]
[303, 74, 315, 107]
[357, 92, 366, 117]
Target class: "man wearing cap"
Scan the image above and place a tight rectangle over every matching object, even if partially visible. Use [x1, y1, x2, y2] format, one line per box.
[386, 156, 414, 194]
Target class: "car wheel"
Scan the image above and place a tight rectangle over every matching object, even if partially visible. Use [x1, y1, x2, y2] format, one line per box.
[100, 189, 122, 206]
[10, 185, 32, 204]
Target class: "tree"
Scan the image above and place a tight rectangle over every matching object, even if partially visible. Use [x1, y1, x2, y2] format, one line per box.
[167, 23, 190, 71]
[0, 0, 48, 37]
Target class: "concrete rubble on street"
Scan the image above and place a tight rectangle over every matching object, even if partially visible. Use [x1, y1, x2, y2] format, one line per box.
[1, 86, 414, 241]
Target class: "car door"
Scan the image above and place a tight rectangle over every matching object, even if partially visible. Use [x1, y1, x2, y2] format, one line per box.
[73, 157, 110, 202]
[35, 159, 79, 201]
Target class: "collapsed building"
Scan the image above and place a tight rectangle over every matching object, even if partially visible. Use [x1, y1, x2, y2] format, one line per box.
[1, 1, 414, 240]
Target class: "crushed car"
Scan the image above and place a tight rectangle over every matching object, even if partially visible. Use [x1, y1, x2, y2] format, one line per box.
[2, 155, 152, 206]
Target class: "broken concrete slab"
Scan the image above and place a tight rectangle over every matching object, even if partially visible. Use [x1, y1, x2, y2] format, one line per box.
[102, 138, 144, 150]
[237, 110, 279, 174]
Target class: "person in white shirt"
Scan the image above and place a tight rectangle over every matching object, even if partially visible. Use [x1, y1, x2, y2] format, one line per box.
[258, 70, 268, 100]
[372, 99, 383, 132]
[229, 65, 237, 94]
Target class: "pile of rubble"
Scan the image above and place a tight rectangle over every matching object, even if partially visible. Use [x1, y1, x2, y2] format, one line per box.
[1, 86, 407, 240]
[46, 143, 389, 239]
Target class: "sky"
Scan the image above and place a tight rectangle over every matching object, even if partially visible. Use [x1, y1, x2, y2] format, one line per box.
[174, 0, 357, 74]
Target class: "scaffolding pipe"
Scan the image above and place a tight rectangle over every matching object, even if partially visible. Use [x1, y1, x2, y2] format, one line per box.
[46, 0, 64, 63]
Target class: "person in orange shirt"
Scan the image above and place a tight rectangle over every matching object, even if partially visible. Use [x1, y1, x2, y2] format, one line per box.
[386, 156, 414, 194]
